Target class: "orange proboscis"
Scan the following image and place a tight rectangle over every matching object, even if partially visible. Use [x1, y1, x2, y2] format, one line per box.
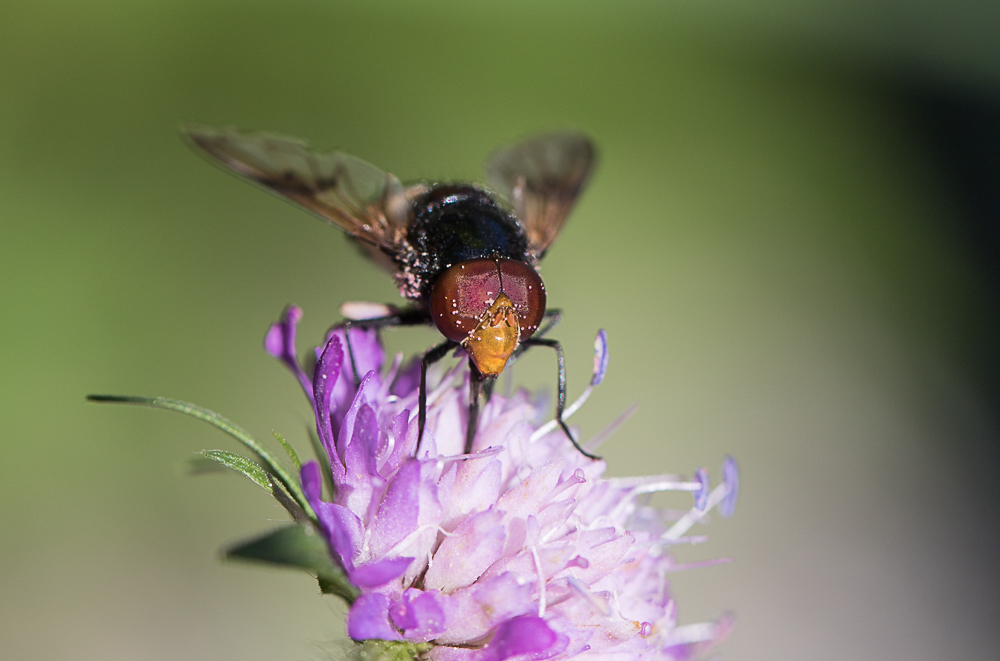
[462, 293, 521, 377]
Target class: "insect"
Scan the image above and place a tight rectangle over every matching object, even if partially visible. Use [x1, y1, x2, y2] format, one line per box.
[185, 126, 598, 459]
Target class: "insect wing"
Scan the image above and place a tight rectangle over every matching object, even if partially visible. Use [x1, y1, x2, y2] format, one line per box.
[484, 132, 596, 260]
[185, 125, 413, 259]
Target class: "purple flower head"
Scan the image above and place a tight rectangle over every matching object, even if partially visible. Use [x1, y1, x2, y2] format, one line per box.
[270, 308, 739, 661]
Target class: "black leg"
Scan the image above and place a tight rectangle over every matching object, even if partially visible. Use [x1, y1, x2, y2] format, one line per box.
[341, 320, 361, 387]
[522, 337, 601, 461]
[534, 308, 562, 339]
[336, 307, 431, 386]
[509, 308, 562, 364]
[465, 363, 487, 454]
[481, 377, 496, 405]
[418, 339, 458, 454]
[473, 309, 561, 439]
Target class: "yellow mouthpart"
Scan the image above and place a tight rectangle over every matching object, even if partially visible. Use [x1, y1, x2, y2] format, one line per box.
[462, 293, 521, 377]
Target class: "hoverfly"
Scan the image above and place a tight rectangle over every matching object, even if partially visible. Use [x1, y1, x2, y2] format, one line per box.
[185, 126, 598, 459]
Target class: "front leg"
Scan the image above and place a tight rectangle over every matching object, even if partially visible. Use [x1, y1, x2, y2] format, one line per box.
[508, 308, 561, 366]
[521, 336, 601, 461]
[417, 339, 459, 455]
[465, 363, 490, 454]
[339, 304, 431, 386]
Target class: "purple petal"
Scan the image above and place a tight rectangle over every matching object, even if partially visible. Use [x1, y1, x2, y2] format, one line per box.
[567, 530, 633, 585]
[264, 306, 314, 403]
[347, 593, 401, 641]
[351, 556, 414, 589]
[346, 404, 379, 476]
[389, 588, 449, 640]
[300, 460, 323, 502]
[694, 467, 710, 511]
[368, 459, 421, 558]
[441, 457, 502, 531]
[334, 371, 376, 473]
[330, 326, 385, 407]
[719, 455, 740, 518]
[424, 508, 505, 592]
[301, 462, 365, 571]
[303, 509, 362, 573]
[313, 334, 345, 476]
[338, 403, 380, 517]
[379, 409, 411, 477]
[435, 573, 536, 645]
[480, 616, 567, 661]
[263, 323, 285, 358]
[591, 329, 609, 386]
[391, 357, 421, 398]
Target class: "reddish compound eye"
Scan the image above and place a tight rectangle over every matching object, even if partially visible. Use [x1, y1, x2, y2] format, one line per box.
[495, 259, 546, 337]
[430, 258, 546, 343]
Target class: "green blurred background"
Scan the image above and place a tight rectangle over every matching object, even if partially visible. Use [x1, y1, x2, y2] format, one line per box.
[3, 1, 999, 659]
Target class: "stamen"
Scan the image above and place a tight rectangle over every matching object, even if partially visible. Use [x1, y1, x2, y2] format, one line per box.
[582, 404, 638, 453]
[634, 535, 709, 549]
[566, 576, 611, 616]
[661, 457, 740, 538]
[694, 468, 710, 511]
[719, 455, 740, 518]
[661, 482, 730, 541]
[661, 621, 718, 646]
[591, 329, 610, 386]
[549, 468, 586, 499]
[531, 546, 546, 617]
[435, 445, 505, 465]
[611, 590, 624, 619]
[529, 330, 609, 444]
[608, 473, 698, 493]
[665, 557, 732, 572]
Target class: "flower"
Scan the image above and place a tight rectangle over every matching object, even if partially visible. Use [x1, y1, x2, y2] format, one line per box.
[266, 306, 740, 661]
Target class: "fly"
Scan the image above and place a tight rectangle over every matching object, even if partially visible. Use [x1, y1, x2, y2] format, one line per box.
[185, 126, 598, 459]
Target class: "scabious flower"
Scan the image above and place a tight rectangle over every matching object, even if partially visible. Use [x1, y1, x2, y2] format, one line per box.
[264, 305, 740, 661]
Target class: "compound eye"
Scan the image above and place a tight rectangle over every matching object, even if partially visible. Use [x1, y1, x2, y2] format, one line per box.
[495, 259, 546, 339]
[430, 259, 503, 342]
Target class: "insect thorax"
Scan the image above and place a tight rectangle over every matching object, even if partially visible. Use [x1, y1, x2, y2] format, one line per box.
[400, 185, 531, 301]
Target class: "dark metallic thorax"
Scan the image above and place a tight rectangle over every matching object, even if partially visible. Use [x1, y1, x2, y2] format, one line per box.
[405, 185, 531, 300]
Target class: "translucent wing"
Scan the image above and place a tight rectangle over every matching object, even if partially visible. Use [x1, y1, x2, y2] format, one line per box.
[185, 125, 415, 264]
[484, 132, 596, 260]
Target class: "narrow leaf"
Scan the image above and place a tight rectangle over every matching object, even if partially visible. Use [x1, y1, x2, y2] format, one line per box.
[268, 475, 310, 522]
[273, 430, 301, 471]
[201, 450, 272, 493]
[185, 455, 229, 475]
[225, 524, 358, 603]
[87, 395, 316, 523]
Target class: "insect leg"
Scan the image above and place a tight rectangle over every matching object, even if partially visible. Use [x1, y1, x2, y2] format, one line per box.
[418, 339, 458, 454]
[508, 308, 562, 366]
[465, 364, 487, 454]
[339, 307, 431, 386]
[481, 377, 496, 405]
[521, 337, 601, 461]
[534, 308, 562, 339]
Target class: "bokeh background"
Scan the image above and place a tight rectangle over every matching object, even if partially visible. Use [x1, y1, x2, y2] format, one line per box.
[3, 1, 999, 659]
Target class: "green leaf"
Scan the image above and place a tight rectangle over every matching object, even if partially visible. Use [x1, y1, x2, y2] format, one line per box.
[273, 430, 301, 471]
[353, 640, 432, 661]
[185, 455, 229, 475]
[308, 425, 336, 500]
[201, 450, 272, 493]
[225, 524, 358, 603]
[87, 395, 316, 524]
